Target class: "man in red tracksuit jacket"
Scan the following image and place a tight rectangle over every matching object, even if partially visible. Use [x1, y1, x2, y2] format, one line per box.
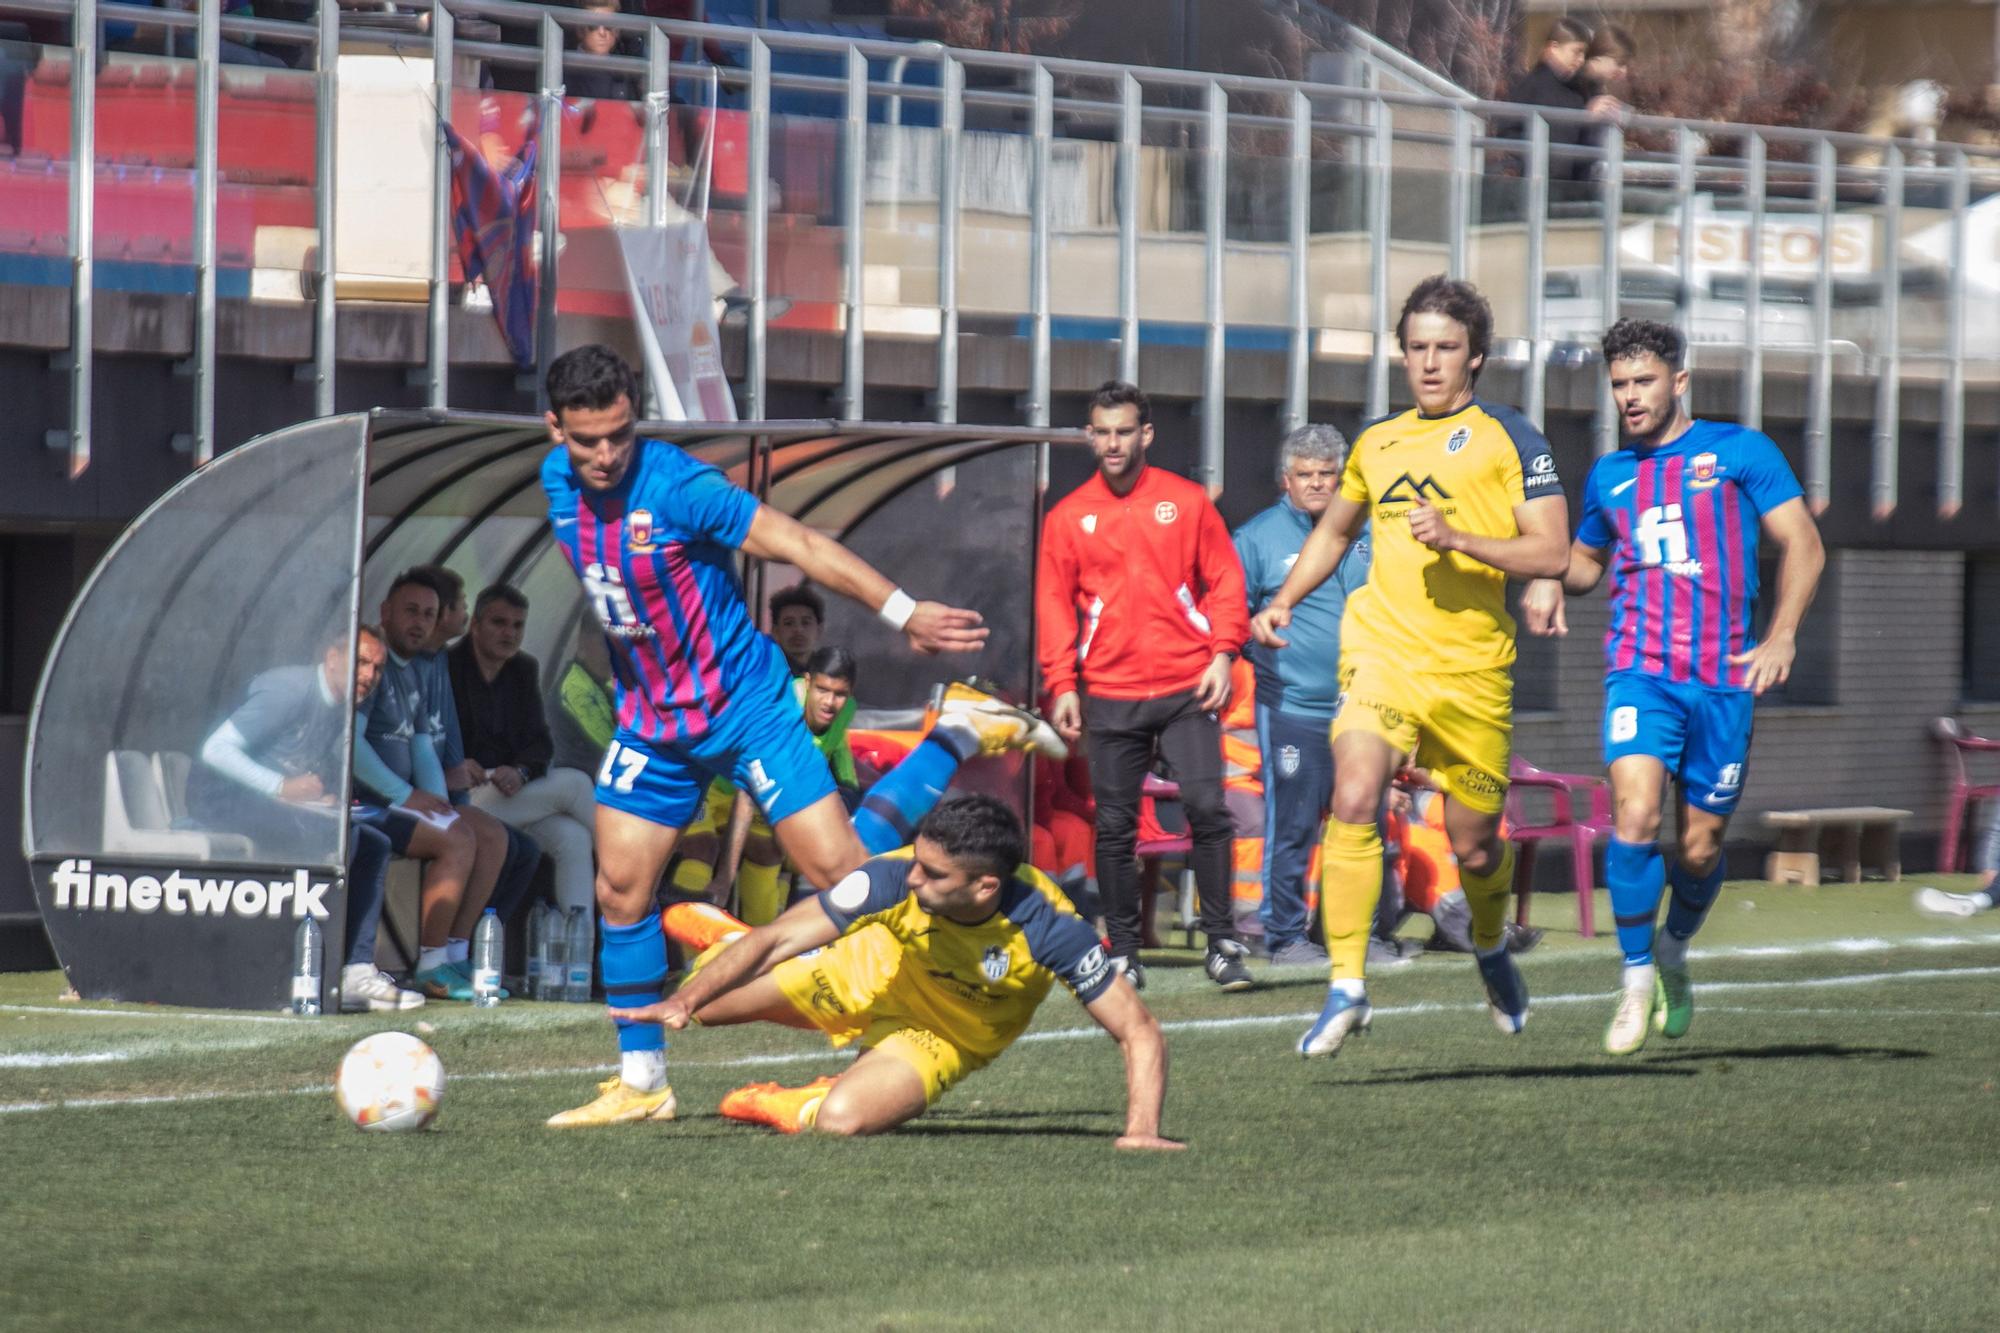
[1037, 380, 1255, 993]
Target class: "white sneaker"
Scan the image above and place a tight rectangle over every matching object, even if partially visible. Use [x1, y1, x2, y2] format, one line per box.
[1603, 963, 1656, 1056]
[1913, 886, 1990, 920]
[340, 965, 426, 1013]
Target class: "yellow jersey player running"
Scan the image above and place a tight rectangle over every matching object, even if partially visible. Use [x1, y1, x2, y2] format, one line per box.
[1249, 276, 1570, 1057]
[614, 796, 1181, 1149]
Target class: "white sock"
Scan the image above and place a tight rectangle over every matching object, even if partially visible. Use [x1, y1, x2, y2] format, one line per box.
[622, 1049, 667, 1092]
[446, 937, 471, 964]
[418, 945, 449, 972]
[1622, 961, 1658, 991]
[1655, 932, 1689, 967]
[1975, 890, 1996, 910]
[1333, 977, 1366, 999]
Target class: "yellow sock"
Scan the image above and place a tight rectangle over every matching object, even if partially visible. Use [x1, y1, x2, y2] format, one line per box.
[1319, 819, 1384, 983]
[738, 859, 785, 927]
[1461, 842, 1517, 953]
[670, 857, 713, 895]
[795, 1087, 826, 1132]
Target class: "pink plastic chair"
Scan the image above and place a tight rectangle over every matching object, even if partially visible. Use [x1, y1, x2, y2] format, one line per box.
[1934, 718, 2000, 872]
[1136, 774, 1197, 949]
[1505, 758, 1613, 938]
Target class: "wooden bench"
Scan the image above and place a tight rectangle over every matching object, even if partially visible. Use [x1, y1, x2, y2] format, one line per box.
[1760, 807, 1911, 885]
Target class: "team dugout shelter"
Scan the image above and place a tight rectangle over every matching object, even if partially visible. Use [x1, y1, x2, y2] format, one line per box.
[23, 411, 1084, 1011]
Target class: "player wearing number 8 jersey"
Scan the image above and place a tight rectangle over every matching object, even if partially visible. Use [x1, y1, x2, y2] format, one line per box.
[1536, 319, 1824, 1055]
[538, 345, 1066, 1128]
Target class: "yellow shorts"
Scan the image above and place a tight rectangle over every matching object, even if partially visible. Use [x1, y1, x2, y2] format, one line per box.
[683, 780, 771, 839]
[771, 926, 978, 1105]
[1332, 656, 1512, 815]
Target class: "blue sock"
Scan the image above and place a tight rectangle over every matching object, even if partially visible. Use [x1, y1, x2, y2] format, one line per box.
[853, 735, 963, 853]
[1605, 838, 1666, 966]
[1663, 855, 1726, 945]
[600, 915, 668, 1054]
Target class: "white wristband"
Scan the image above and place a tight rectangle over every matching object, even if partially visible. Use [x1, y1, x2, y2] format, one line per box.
[878, 588, 917, 631]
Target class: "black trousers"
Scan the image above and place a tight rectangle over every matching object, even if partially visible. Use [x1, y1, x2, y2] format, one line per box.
[1084, 688, 1235, 958]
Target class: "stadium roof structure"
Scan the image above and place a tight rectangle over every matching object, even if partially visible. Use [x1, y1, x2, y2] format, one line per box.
[22, 410, 1087, 1010]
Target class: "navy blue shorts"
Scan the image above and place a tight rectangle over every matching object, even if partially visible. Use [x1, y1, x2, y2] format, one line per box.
[1602, 671, 1754, 815]
[351, 803, 423, 855]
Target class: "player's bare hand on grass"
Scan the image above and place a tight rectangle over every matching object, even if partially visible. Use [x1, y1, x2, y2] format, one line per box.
[905, 602, 988, 656]
[1407, 500, 1459, 552]
[607, 997, 696, 1030]
[1520, 578, 1568, 637]
[1050, 691, 1084, 744]
[1730, 631, 1796, 695]
[1250, 604, 1292, 649]
[1193, 654, 1233, 713]
[1115, 1134, 1187, 1152]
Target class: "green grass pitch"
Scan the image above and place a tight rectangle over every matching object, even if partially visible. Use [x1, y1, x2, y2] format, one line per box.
[3, 879, 1997, 1331]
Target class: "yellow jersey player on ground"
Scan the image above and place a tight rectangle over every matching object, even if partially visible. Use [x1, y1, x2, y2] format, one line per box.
[1249, 276, 1570, 1058]
[612, 795, 1182, 1149]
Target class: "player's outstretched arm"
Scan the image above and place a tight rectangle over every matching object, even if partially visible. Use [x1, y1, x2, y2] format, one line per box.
[740, 506, 989, 656]
[1250, 493, 1366, 649]
[1083, 978, 1184, 1152]
[1410, 492, 1571, 579]
[1729, 497, 1825, 695]
[609, 896, 841, 1029]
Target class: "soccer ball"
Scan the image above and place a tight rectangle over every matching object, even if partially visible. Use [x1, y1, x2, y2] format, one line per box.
[334, 1031, 444, 1132]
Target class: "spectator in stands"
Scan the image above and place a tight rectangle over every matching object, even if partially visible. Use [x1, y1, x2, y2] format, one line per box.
[1233, 424, 1374, 967]
[769, 583, 826, 675]
[1577, 23, 1636, 128]
[354, 569, 515, 1000]
[567, 0, 640, 103]
[1037, 379, 1255, 993]
[1493, 16, 1592, 185]
[189, 624, 424, 1011]
[450, 584, 599, 915]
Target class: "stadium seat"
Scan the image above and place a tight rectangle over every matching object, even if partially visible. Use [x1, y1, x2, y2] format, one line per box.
[101, 749, 251, 861]
[1933, 717, 2000, 873]
[1136, 773, 1198, 949]
[1504, 757, 1610, 938]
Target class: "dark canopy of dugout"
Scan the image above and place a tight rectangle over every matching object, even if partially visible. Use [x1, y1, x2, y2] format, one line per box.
[22, 410, 1087, 1009]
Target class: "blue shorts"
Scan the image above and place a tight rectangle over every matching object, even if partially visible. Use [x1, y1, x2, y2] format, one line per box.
[352, 803, 422, 855]
[593, 675, 836, 830]
[1602, 671, 1754, 815]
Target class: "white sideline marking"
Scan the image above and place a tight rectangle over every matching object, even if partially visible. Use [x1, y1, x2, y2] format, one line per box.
[1, 961, 1994, 1118]
[0, 1050, 134, 1069]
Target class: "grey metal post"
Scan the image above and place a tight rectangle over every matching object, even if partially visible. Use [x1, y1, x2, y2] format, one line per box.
[1027, 64, 1052, 429]
[935, 56, 962, 423]
[1741, 133, 1765, 430]
[1284, 88, 1310, 435]
[1201, 80, 1226, 493]
[1674, 126, 1697, 352]
[839, 46, 867, 420]
[57, 0, 96, 477]
[644, 27, 670, 229]
[1872, 146, 1902, 519]
[1594, 124, 1625, 456]
[1942, 149, 1970, 517]
[1805, 137, 1835, 509]
[1523, 115, 1548, 430]
[1366, 101, 1392, 421]
[192, 0, 219, 466]
[427, 1, 453, 410]
[535, 16, 564, 409]
[1117, 72, 1140, 385]
[745, 38, 770, 420]
[1447, 104, 1469, 279]
[314, 0, 338, 419]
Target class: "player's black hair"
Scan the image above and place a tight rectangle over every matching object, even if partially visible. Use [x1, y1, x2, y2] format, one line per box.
[1395, 276, 1493, 379]
[546, 343, 641, 417]
[384, 567, 448, 606]
[916, 794, 1025, 883]
[1087, 379, 1151, 427]
[802, 645, 858, 687]
[409, 563, 464, 608]
[474, 584, 530, 617]
[322, 623, 379, 659]
[769, 583, 826, 625]
[1602, 318, 1684, 371]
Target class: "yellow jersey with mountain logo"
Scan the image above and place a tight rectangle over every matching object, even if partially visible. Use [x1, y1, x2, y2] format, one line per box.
[1337, 398, 1563, 673]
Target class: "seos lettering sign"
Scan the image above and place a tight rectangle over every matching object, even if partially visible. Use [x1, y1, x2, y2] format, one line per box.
[1652, 200, 1876, 277]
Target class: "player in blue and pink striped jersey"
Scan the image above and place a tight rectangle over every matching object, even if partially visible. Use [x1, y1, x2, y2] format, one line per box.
[538, 344, 1066, 1129]
[1528, 318, 1824, 1056]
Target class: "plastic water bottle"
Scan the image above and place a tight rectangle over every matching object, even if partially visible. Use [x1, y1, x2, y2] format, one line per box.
[290, 916, 322, 1016]
[564, 905, 593, 1002]
[525, 902, 548, 1000]
[541, 906, 569, 1000]
[472, 908, 504, 1008]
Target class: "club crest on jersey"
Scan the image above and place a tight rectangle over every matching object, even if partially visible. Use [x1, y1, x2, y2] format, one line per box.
[628, 508, 657, 551]
[980, 945, 1011, 982]
[1154, 501, 1179, 525]
[1445, 426, 1471, 454]
[1278, 745, 1300, 777]
[1081, 513, 1098, 535]
[1689, 452, 1721, 489]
